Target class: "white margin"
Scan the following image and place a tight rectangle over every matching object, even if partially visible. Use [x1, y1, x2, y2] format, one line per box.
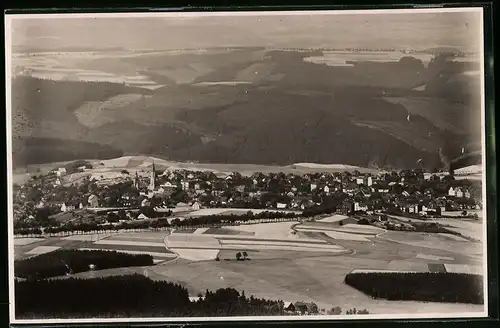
[5, 6, 489, 324]
[4, 7, 484, 20]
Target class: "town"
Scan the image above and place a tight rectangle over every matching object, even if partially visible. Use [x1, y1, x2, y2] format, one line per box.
[12, 158, 482, 236]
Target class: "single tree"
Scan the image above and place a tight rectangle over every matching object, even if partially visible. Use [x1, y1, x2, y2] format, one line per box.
[328, 306, 342, 315]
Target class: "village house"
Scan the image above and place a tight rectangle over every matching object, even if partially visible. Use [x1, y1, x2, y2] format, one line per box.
[448, 187, 457, 197]
[283, 302, 297, 314]
[456, 188, 464, 198]
[56, 167, 67, 176]
[180, 181, 190, 191]
[141, 198, 151, 207]
[276, 202, 287, 210]
[60, 203, 75, 212]
[88, 194, 99, 208]
[465, 190, 471, 198]
[310, 183, 317, 192]
[354, 202, 368, 212]
[191, 201, 201, 210]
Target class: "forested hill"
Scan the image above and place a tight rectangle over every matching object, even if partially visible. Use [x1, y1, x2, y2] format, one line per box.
[10, 49, 481, 170]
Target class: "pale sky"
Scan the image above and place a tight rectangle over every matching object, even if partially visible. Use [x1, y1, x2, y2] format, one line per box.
[8, 10, 483, 52]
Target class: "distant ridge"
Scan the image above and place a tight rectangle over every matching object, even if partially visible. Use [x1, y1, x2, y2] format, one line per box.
[292, 163, 364, 170]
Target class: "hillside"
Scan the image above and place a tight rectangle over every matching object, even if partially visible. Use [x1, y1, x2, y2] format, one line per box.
[9, 48, 482, 169]
[12, 137, 123, 167]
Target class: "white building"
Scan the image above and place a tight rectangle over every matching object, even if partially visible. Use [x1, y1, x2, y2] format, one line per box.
[60, 203, 75, 212]
[324, 186, 330, 194]
[277, 203, 287, 209]
[88, 194, 99, 207]
[465, 190, 471, 198]
[356, 178, 364, 185]
[456, 188, 464, 198]
[310, 183, 317, 192]
[56, 167, 67, 177]
[192, 202, 201, 210]
[181, 181, 190, 191]
[354, 202, 368, 212]
[448, 187, 457, 197]
[367, 176, 373, 186]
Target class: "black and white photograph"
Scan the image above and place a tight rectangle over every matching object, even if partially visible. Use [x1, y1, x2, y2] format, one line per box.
[5, 7, 488, 324]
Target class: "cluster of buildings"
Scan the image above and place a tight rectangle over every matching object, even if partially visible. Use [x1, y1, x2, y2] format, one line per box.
[12, 161, 482, 228]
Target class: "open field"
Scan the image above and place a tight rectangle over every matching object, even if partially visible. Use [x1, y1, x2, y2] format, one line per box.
[202, 227, 255, 236]
[431, 218, 484, 241]
[296, 222, 386, 236]
[317, 214, 349, 223]
[94, 239, 166, 248]
[416, 253, 455, 261]
[19, 220, 484, 314]
[25, 246, 60, 256]
[147, 248, 483, 315]
[229, 221, 301, 239]
[377, 231, 483, 257]
[166, 222, 348, 260]
[14, 238, 45, 246]
[295, 228, 371, 241]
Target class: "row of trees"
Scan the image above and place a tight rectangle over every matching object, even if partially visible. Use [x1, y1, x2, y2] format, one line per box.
[14, 211, 300, 236]
[15, 250, 153, 280]
[15, 275, 289, 318]
[344, 272, 484, 304]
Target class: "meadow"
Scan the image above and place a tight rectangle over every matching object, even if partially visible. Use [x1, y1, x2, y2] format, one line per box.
[14, 218, 485, 316]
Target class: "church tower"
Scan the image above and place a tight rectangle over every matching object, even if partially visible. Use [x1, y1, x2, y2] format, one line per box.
[134, 172, 140, 189]
[149, 161, 156, 191]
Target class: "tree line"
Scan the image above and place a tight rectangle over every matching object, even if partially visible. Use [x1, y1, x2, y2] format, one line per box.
[344, 272, 484, 304]
[15, 250, 153, 280]
[15, 275, 290, 318]
[14, 211, 300, 236]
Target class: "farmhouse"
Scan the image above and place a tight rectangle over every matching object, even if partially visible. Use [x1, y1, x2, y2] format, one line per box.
[283, 302, 296, 314]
